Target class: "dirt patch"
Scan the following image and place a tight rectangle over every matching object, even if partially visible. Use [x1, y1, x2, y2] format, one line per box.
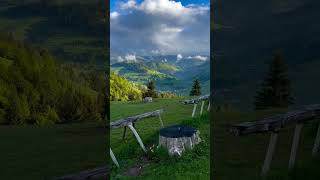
[123, 156, 150, 177]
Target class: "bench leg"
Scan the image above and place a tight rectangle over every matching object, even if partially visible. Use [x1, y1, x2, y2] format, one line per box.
[261, 132, 278, 176]
[122, 126, 127, 140]
[192, 104, 197, 117]
[110, 148, 120, 168]
[288, 124, 303, 170]
[158, 114, 164, 127]
[200, 101, 205, 115]
[128, 123, 147, 152]
[312, 122, 320, 157]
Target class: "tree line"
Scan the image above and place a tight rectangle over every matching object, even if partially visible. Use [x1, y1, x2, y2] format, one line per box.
[0, 34, 107, 125]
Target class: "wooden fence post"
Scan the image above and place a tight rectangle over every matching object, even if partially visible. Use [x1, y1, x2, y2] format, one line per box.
[128, 123, 147, 152]
[110, 148, 120, 168]
[200, 101, 205, 115]
[261, 132, 278, 176]
[312, 122, 320, 156]
[192, 103, 198, 117]
[288, 123, 303, 170]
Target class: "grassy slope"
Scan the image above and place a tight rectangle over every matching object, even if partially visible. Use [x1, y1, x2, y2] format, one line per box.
[213, 110, 320, 180]
[110, 98, 210, 179]
[0, 123, 106, 180]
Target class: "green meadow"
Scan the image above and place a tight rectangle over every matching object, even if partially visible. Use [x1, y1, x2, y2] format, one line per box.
[110, 98, 210, 179]
[0, 123, 106, 180]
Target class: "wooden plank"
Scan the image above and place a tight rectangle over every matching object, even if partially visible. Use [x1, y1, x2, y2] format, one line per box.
[312, 122, 320, 156]
[288, 124, 303, 170]
[261, 132, 278, 176]
[192, 104, 197, 117]
[128, 123, 147, 152]
[110, 148, 120, 168]
[230, 104, 320, 136]
[183, 94, 210, 104]
[111, 109, 163, 129]
[200, 101, 205, 115]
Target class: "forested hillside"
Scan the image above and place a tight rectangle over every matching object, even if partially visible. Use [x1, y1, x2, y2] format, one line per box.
[0, 0, 105, 64]
[0, 34, 107, 125]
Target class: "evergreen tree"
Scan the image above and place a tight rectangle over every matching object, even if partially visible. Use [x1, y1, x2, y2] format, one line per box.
[254, 51, 294, 110]
[144, 81, 158, 98]
[190, 79, 201, 96]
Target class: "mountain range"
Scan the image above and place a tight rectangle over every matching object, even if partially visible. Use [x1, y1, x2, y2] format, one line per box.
[110, 54, 210, 95]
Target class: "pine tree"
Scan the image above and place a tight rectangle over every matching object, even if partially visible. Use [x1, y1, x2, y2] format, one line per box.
[190, 79, 201, 96]
[144, 81, 157, 98]
[254, 51, 294, 110]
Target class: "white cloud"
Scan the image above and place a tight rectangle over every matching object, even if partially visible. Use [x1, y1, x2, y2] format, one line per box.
[176, 54, 183, 61]
[120, 0, 137, 9]
[111, 0, 209, 55]
[125, 54, 137, 62]
[110, 11, 119, 19]
[193, 55, 208, 61]
[117, 56, 125, 62]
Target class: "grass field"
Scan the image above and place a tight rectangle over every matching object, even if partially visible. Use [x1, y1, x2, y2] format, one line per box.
[0, 123, 106, 180]
[213, 110, 320, 180]
[110, 98, 210, 179]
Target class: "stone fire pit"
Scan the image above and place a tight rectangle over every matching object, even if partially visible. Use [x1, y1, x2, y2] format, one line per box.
[159, 125, 201, 156]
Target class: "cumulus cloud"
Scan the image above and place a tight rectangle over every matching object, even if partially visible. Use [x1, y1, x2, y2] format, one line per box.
[124, 54, 137, 62]
[111, 0, 209, 55]
[193, 55, 208, 61]
[177, 54, 183, 62]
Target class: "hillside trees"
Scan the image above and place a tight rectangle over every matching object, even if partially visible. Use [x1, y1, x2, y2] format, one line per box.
[0, 35, 106, 125]
[254, 51, 294, 110]
[110, 72, 144, 101]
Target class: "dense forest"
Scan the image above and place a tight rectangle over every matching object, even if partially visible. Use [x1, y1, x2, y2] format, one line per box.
[0, 33, 107, 125]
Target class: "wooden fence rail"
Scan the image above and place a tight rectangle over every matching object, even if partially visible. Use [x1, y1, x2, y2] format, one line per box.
[110, 109, 164, 168]
[183, 94, 210, 117]
[229, 104, 320, 176]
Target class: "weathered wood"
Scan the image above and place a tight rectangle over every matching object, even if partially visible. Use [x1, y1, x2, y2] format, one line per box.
[54, 166, 108, 180]
[230, 104, 320, 136]
[200, 101, 205, 115]
[128, 123, 146, 152]
[110, 148, 120, 168]
[288, 124, 303, 170]
[111, 109, 163, 129]
[207, 101, 211, 111]
[261, 132, 278, 176]
[158, 114, 164, 127]
[312, 122, 320, 156]
[122, 126, 127, 140]
[192, 104, 197, 117]
[183, 94, 210, 104]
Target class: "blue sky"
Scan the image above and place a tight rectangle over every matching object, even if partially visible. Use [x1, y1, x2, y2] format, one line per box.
[110, 0, 210, 58]
[111, 0, 209, 11]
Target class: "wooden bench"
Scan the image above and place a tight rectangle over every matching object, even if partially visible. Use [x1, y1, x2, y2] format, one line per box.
[183, 94, 210, 117]
[110, 109, 164, 167]
[229, 104, 320, 176]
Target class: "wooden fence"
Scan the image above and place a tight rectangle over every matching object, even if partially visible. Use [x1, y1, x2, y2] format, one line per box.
[183, 94, 210, 117]
[110, 109, 164, 167]
[229, 104, 320, 176]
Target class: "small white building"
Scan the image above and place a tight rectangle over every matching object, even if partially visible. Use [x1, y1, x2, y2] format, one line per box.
[144, 97, 153, 103]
